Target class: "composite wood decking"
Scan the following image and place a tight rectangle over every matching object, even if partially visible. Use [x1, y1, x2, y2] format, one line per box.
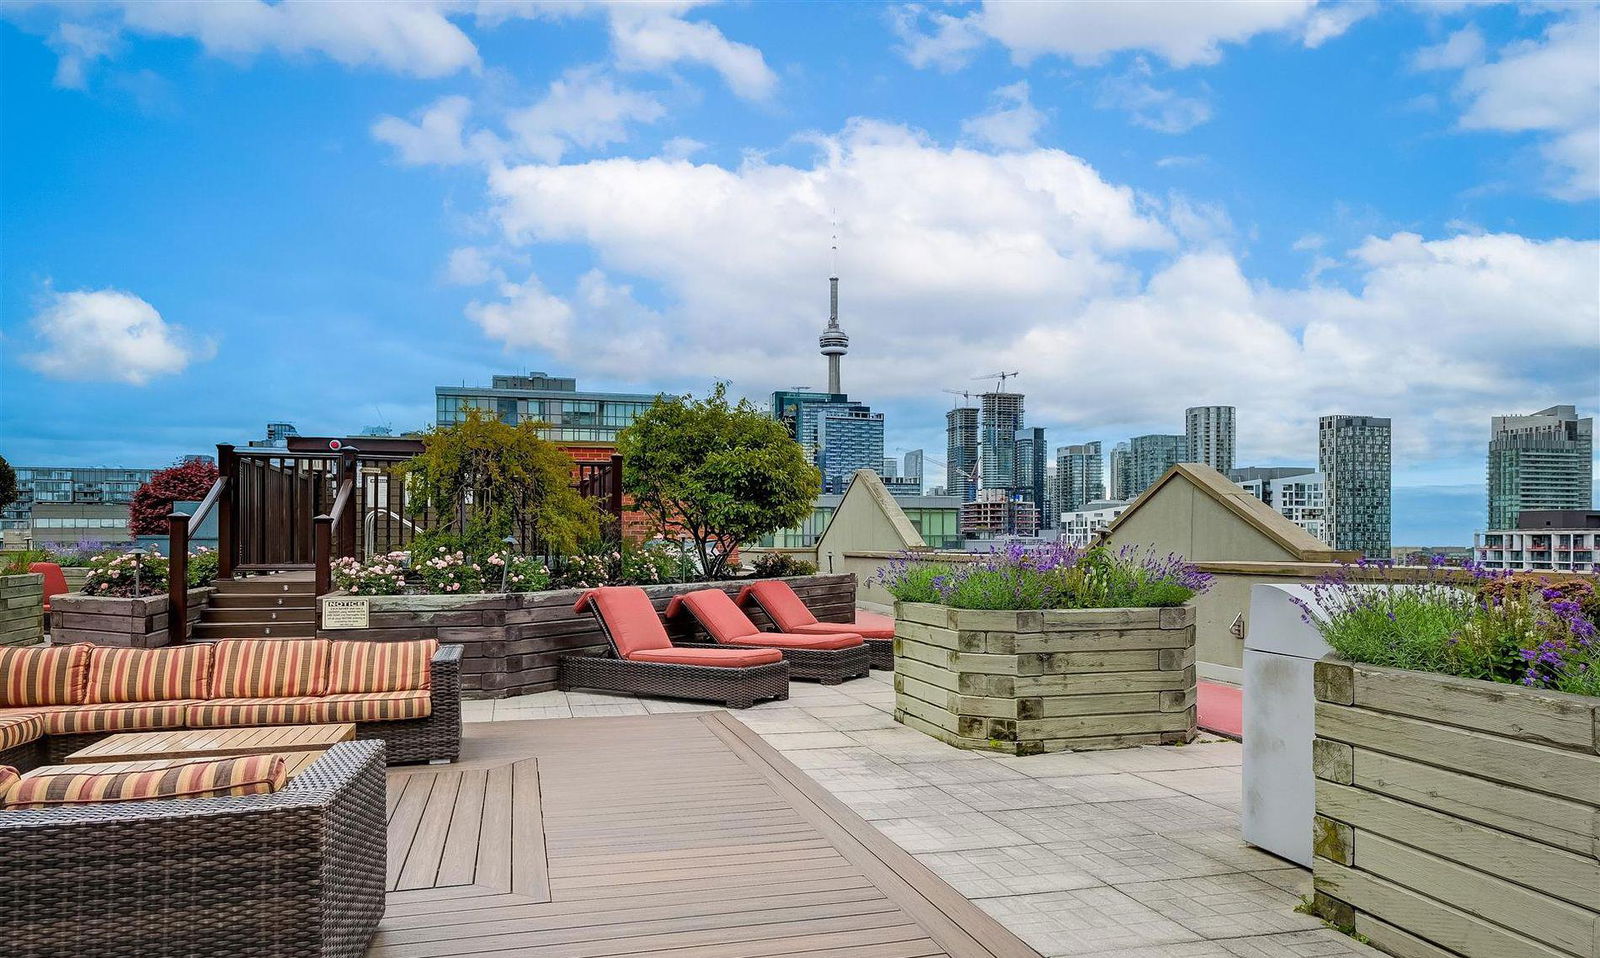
[372, 712, 1040, 958]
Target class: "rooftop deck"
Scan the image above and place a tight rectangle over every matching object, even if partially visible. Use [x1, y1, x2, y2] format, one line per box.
[382, 672, 1378, 958]
[375, 710, 1038, 958]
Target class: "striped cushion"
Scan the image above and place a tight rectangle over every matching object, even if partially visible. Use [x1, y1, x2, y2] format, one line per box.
[3, 753, 288, 810]
[186, 690, 430, 728]
[84, 646, 214, 704]
[0, 766, 19, 802]
[0, 712, 46, 752]
[42, 701, 196, 735]
[210, 639, 331, 699]
[327, 639, 437, 694]
[0, 644, 90, 707]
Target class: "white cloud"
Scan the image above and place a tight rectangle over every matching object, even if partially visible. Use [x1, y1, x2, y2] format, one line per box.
[25, 287, 214, 385]
[507, 69, 666, 163]
[895, 0, 1325, 70]
[961, 81, 1047, 150]
[464, 121, 1595, 469]
[372, 96, 501, 167]
[1300, 0, 1377, 49]
[608, 5, 777, 100]
[1424, 11, 1600, 200]
[662, 136, 708, 160]
[465, 272, 574, 351]
[444, 246, 503, 286]
[1097, 60, 1213, 134]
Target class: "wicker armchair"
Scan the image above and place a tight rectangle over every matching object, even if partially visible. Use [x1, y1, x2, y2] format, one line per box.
[0, 740, 387, 958]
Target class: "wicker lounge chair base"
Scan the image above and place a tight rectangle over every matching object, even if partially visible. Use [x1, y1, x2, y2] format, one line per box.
[559, 655, 788, 708]
[864, 639, 894, 671]
[0, 740, 387, 958]
[676, 641, 870, 684]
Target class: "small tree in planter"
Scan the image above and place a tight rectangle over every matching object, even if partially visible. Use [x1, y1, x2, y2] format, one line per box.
[617, 384, 820, 580]
[129, 458, 219, 535]
[876, 544, 1211, 754]
[403, 408, 601, 556]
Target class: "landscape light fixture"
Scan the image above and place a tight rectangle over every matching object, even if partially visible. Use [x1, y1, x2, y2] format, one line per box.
[500, 536, 518, 591]
[127, 546, 149, 598]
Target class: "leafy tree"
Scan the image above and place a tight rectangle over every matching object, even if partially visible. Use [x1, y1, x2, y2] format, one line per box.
[617, 384, 820, 579]
[0, 456, 16, 514]
[129, 458, 220, 535]
[403, 407, 599, 555]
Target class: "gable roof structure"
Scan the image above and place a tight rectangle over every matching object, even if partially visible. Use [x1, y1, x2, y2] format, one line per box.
[815, 468, 926, 553]
[1099, 462, 1352, 563]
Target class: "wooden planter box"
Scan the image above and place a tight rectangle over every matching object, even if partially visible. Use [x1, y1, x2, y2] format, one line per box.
[1311, 657, 1600, 958]
[892, 603, 1198, 755]
[61, 567, 91, 592]
[317, 573, 858, 698]
[1, 573, 45, 648]
[50, 588, 215, 648]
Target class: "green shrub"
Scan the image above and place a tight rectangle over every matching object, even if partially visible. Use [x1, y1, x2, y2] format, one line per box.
[751, 553, 818, 578]
[875, 545, 1209, 611]
[2, 549, 47, 576]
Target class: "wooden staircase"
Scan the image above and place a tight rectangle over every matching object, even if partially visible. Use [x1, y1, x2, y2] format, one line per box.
[190, 572, 318, 641]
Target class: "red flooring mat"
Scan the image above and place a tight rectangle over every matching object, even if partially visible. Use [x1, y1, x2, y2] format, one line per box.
[1197, 680, 1242, 740]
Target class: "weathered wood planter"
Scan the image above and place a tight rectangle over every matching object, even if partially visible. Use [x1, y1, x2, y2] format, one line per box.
[50, 588, 215, 648]
[1311, 657, 1600, 958]
[892, 603, 1198, 754]
[317, 573, 857, 698]
[1, 573, 45, 648]
[61, 567, 91, 592]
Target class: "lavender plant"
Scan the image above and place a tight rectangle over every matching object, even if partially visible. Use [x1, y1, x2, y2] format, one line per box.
[874, 544, 1210, 611]
[1295, 559, 1599, 698]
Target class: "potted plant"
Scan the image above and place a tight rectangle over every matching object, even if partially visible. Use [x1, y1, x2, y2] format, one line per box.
[1, 550, 45, 648]
[1300, 566, 1599, 958]
[875, 543, 1211, 754]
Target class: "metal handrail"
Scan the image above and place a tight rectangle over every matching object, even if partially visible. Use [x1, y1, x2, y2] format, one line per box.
[364, 507, 420, 557]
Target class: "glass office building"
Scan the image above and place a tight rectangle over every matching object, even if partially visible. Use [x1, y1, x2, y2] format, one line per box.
[436, 374, 660, 447]
[771, 390, 885, 495]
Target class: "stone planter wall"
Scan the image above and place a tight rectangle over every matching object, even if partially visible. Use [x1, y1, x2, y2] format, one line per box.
[317, 574, 857, 698]
[50, 588, 215, 648]
[1311, 657, 1600, 958]
[893, 603, 1198, 755]
[1, 573, 45, 648]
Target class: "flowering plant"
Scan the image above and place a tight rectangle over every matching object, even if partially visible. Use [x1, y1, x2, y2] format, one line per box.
[83, 549, 168, 597]
[485, 550, 551, 593]
[1293, 560, 1598, 697]
[331, 552, 409, 596]
[874, 544, 1210, 611]
[416, 547, 487, 594]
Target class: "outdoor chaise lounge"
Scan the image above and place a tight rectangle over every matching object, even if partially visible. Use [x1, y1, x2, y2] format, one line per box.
[738, 579, 897, 670]
[666, 588, 871, 684]
[0, 638, 461, 769]
[0, 740, 386, 958]
[561, 586, 789, 708]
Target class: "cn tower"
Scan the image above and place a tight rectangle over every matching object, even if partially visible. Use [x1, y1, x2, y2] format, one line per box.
[818, 240, 849, 394]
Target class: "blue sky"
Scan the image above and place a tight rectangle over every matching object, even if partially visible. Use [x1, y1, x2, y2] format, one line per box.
[1, 0, 1596, 545]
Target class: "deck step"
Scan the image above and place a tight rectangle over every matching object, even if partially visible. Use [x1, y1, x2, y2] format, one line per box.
[191, 621, 317, 640]
[211, 576, 316, 597]
[203, 607, 316, 624]
[208, 592, 318, 610]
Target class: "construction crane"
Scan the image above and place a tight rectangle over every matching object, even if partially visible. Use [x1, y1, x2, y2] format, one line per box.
[973, 371, 1020, 392]
[940, 388, 975, 408]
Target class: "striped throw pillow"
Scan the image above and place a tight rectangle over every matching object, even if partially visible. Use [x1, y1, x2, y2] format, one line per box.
[84, 645, 214, 704]
[0, 766, 19, 803]
[210, 639, 332, 699]
[3, 753, 289, 809]
[0, 644, 90, 707]
[326, 639, 437, 694]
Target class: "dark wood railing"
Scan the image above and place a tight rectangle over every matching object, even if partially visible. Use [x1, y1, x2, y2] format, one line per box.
[165, 471, 230, 641]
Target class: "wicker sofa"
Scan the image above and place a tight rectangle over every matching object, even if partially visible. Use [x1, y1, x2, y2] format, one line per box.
[0, 639, 461, 769]
[0, 739, 387, 958]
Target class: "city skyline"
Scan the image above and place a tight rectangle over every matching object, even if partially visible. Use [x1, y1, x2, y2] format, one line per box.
[2, 3, 1596, 547]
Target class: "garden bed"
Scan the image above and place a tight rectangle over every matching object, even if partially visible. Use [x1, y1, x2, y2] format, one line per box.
[316, 573, 856, 697]
[1311, 656, 1600, 958]
[1, 573, 44, 648]
[50, 588, 215, 648]
[893, 602, 1198, 754]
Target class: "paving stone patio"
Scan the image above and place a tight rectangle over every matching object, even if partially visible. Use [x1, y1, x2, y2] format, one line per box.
[468, 669, 1377, 958]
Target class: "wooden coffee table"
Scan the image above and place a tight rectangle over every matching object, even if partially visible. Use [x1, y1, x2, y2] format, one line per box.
[65, 724, 356, 764]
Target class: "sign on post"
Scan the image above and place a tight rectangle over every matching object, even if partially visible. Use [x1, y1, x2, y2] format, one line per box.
[322, 596, 370, 630]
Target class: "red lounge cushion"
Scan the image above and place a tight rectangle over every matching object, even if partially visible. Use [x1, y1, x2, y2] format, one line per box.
[786, 619, 896, 640]
[739, 580, 822, 631]
[854, 611, 896, 634]
[575, 587, 672, 658]
[671, 589, 765, 643]
[722, 631, 864, 651]
[626, 647, 782, 668]
[29, 563, 68, 614]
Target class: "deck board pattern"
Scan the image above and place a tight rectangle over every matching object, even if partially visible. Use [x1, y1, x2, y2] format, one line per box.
[370, 713, 1039, 958]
